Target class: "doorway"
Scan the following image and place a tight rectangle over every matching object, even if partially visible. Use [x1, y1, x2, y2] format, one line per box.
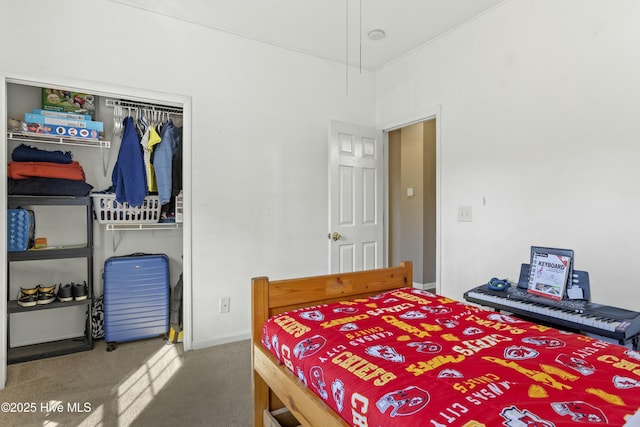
[387, 119, 437, 289]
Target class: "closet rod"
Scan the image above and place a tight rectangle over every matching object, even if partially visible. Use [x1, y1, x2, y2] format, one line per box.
[105, 98, 183, 115]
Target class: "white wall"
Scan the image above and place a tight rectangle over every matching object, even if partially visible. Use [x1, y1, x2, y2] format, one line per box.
[377, 0, 640, 310]
[5, 0, 636, 354]
[0, 0, 376, 350]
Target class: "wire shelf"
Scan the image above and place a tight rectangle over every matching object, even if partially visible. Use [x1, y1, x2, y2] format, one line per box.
[7, 132, 110, 148]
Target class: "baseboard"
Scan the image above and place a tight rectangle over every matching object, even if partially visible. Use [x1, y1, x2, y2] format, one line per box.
[191, 332, 250, 350]
[412, 282, 436, 291]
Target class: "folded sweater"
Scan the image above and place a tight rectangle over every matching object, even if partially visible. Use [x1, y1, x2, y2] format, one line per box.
[12, 143, 72, 164]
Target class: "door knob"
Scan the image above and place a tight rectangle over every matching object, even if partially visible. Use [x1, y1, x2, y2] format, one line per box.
[330, 232, 342, 241]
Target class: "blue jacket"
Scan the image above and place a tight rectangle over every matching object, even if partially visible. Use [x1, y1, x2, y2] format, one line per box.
[112, 116, 147, 206]
[154, 120, 179, 205]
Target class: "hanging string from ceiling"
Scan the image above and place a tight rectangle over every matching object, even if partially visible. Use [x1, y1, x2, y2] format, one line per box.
[345, 0, 364, 95]
[359, 0, 362, 75]
[346, 0, 349, 96]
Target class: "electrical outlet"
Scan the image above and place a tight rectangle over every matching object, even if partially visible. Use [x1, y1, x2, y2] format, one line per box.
[220, 297, 230, 313]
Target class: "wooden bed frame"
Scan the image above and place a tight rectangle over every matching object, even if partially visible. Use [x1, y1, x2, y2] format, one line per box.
[251, 261, 413, 427]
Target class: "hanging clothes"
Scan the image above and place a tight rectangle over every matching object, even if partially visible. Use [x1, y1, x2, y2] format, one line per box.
[171, 130, 183, 199]
[154, 119, 180, 205]
[112, 116, 147, 207]
[139, 124, 151, 189]
[147, 125, 162, 192]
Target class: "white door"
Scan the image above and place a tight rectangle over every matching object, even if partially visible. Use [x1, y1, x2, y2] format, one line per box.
[329, 120, 384, 273]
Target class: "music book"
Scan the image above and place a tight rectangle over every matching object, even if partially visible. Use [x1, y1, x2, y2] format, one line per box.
[527, 247, 573, 301]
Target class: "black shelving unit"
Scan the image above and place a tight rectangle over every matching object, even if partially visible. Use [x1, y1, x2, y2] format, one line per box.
[7, 195, 94, 364]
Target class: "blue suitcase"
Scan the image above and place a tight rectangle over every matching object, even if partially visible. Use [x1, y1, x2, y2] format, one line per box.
[103, 253, 170, 351]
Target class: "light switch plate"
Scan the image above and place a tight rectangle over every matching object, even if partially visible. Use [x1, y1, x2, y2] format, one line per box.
[458, 206, 472, 222]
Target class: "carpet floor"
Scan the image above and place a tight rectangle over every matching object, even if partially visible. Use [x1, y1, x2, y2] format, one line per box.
[0, 338, 252, 427]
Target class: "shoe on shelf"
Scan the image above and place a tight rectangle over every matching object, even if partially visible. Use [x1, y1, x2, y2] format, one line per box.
[37, 284, 55, 294]
[57, 283, 74, 302]
[17, 286, 38, 308]
[37, 284, 56, 305]
[73, 282, 88, 301]
[20, 286, 38, 296]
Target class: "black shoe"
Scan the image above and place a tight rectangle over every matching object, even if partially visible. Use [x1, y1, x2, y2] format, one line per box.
[20, 286, 38, 296]
[57, 283, 74, 302]
[73, 282, 88, 301]
[37, 284, 56, 305]
[18, 294, 38, 307]
[17, 286, 38, 307]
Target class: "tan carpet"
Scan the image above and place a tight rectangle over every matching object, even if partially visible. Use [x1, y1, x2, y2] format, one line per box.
[0, 338, 252, 427]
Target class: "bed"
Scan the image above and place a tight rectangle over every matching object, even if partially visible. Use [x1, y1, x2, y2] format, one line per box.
[251, 261, 640, 426]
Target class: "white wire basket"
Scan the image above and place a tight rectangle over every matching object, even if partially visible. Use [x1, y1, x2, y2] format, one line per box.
[91, 194, 161, 224]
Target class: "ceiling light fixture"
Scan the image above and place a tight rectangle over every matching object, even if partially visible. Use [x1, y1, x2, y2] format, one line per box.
[368, 29, 386, 41]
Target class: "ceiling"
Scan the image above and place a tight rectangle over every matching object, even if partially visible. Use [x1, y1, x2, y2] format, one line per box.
[112, 0, 508, 70]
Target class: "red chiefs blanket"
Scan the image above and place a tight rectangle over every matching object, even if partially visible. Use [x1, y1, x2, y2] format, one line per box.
[261, 288, 640, 426]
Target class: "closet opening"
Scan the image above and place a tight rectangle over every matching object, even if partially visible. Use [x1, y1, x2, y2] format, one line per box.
[1, 76, 192, 386]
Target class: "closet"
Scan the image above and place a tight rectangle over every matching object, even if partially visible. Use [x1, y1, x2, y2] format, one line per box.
[4, 80, 186, 363]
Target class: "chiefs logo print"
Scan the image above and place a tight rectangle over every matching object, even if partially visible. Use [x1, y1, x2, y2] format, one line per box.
[293, 335, 326, 359]
[504, 345, 539, 360]
[334, 307, 358, 314]
[613, 375, 640, 389]
[399, 310, 427, 320]
[438, 369, 463, 378]
[299, 310, 324, 321]
[422, 305, 451, 314]
[310, 366, 329, 400]
[487, 313, 521, 323]
[407, 341, 442, 354]
[332, 379, 346, 412]
[376, 386, 430, 417]
[366, 345, 405, 363]
[555, 354, 595, 376]
[436, 318, 458, 328]
[551, 401, 608, 424]
[522, 336, 566, 349]
[501, 406, 554, 427]
[339, 322, 359, 332]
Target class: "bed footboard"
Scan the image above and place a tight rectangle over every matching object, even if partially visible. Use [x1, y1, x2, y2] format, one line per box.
[251, 262, 412, 427]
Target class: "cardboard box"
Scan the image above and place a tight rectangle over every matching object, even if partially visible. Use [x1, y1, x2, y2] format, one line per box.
[24, 113, 104, 132]
[32, 109, 92, 121]
[22, 119, 100, 140]
[42, 88, 96, 118]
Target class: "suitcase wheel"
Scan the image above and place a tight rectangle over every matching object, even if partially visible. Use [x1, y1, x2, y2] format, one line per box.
[106, 342, 118, 352]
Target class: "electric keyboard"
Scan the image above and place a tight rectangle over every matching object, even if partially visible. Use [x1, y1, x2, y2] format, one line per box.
[464, 284, 640, 348]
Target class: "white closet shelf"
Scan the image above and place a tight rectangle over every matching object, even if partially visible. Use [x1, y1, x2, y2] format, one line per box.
[7, 132, 110, 148]
[105, 222, 182, 251]
[106, 223, 182, 231]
